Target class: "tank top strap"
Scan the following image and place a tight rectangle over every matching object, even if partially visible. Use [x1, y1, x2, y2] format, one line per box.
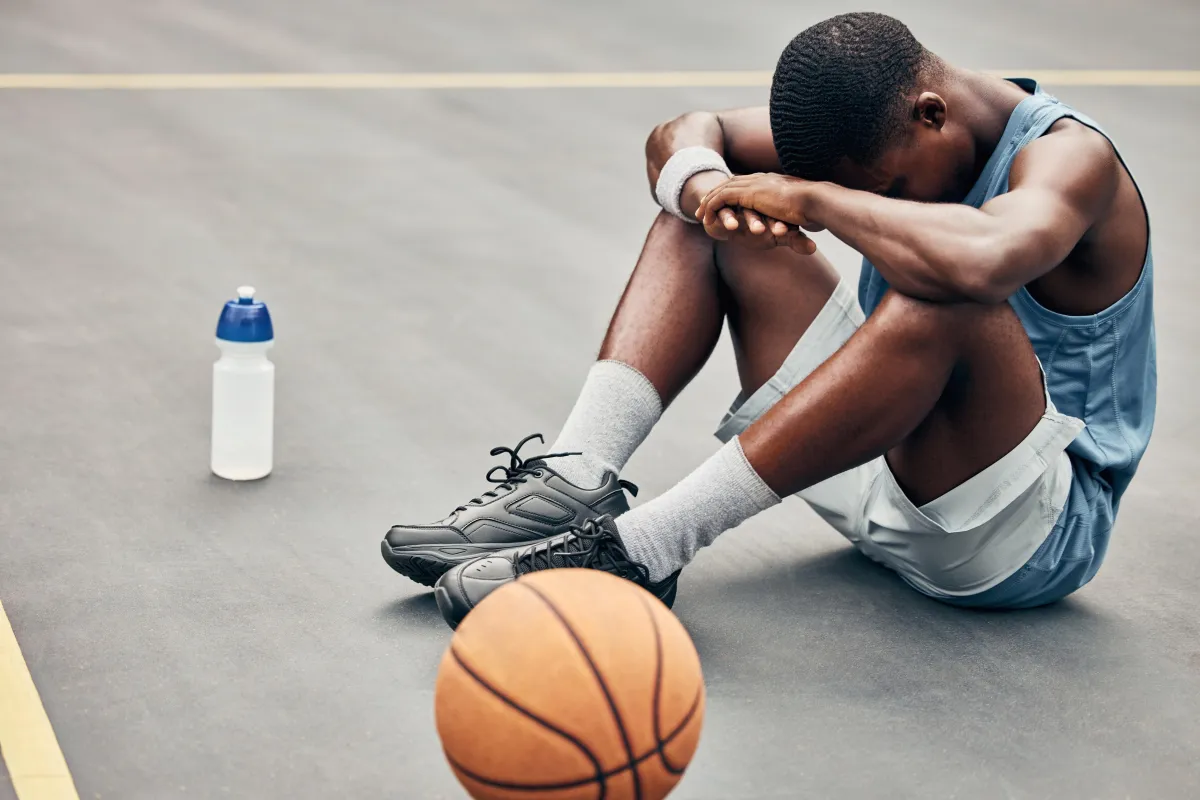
[962, 79, 1082, 209]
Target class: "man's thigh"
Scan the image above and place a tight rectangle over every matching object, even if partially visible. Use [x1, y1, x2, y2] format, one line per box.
[715, 273, 1048, 511]
[881, 291, 1047, 506]
[713, 241, 840, 397]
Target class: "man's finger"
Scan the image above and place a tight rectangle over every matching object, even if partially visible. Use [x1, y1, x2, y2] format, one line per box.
[768, 217, 790, 237]
[742, 209, 767, 235]
[700, 184, 748, 229]
[702, 214, 731, 241]
[786, 229, 817, 256]
[718, 207, 740, 231]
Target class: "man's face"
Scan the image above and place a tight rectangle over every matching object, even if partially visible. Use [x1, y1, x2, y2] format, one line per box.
[828, 93, 976, 203]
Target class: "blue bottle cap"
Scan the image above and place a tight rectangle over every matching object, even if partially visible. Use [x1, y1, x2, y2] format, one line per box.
[216, 286, 274, 342]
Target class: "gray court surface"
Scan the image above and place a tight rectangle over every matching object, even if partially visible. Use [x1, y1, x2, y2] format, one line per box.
[2, 1, 1198, 798]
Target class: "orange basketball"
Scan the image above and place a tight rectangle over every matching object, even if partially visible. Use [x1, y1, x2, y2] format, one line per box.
[434, 569, 705, 800]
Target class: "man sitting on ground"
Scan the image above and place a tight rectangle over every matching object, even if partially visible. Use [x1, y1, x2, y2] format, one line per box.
[381, 12, 1155, 629]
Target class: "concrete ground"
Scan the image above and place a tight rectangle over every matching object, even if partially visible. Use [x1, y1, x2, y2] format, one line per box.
[2, 1, 1198, 798]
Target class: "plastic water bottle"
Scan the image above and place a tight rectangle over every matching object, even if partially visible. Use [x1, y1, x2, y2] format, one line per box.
[211, 286, 275, 480]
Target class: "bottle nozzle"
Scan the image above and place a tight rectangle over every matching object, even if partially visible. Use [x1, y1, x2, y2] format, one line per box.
[218, 286, 272, 342]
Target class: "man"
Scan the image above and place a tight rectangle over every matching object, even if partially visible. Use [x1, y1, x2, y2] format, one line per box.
[382, 12, 1155, 628]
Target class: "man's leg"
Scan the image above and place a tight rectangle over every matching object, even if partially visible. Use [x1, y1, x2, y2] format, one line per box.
[431, 220, 1057, 626]
[616, 288, 1047, 582]
[548, 212, 839, 486]
[574, 213, 1043, 507]
[599, 213, 840, 402]
[428, 216, 852, 623]
[742, 290, 1045, 503]
[383, 212, 837, 586]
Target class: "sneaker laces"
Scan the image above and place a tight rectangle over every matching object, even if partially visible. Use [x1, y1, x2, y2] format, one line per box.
[453, 433, 581, 513]
[514, 516, 651, 583]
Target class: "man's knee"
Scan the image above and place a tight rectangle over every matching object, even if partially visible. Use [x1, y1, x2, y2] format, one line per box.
[871, 289, 1028, 359]
[648, 209, 711, 248]
[713, 239, 841, 304]
[634, 211, 717, 278]
[715, 237, 811, 276]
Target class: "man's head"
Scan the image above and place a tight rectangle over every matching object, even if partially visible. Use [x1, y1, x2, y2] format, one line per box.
[770, 12, 972, 202]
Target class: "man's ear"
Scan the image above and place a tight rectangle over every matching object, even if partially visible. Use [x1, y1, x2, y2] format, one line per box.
[913, 92, 947, 130]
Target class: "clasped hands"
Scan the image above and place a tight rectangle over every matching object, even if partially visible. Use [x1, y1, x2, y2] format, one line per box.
[690, 172, 824, 256]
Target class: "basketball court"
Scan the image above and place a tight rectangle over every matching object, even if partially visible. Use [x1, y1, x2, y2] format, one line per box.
[1, 1, 1198, 797]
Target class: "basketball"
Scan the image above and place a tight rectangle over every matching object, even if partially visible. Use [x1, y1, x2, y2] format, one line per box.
[434, 569, 705, 800]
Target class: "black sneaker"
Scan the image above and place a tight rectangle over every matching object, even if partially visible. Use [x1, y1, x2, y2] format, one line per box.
[432, 515, 680, 629]
[381, 434, 637, 587]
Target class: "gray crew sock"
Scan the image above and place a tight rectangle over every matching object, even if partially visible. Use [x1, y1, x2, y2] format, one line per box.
[549, 360, 664, 488]
[616, 437, 781, 582]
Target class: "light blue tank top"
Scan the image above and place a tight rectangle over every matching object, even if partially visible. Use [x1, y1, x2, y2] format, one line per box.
[859, 79, 1156, 535]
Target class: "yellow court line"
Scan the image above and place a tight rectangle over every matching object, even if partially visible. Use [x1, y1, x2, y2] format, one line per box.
[0, 599, 80, 800]
[0, 70, 772, 89]
[0, 69, 1197, 89]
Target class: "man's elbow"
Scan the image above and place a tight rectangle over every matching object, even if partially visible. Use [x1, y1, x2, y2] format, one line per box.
[645, 111, 720, 156]
[644, 115, 685, 160]
[956, 272, 1013, 304]
[646, 112, 718, 199]
[947, 241, 1022, 304]
[644, 121, 668, 160]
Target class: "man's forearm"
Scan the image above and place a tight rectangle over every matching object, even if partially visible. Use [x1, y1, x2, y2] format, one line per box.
[807, 183, 1010, 303]
[646, 107, 782, 220]
[644, 114, 736, 220]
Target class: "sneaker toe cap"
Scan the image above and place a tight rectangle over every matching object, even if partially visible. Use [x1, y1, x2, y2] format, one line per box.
[434, 556, 517, 628]
[383, 524, 466, 549]
[460, 556, 519, 583]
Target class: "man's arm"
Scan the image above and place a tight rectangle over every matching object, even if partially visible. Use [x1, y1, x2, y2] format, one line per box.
[698, 124, 1121, 303]
[645, 107, 780, 219]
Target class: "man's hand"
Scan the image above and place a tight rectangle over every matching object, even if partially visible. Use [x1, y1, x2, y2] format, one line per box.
[685, 171, 810, 252]
[696, 173, 823, 255]
[645, 107, 809, 251]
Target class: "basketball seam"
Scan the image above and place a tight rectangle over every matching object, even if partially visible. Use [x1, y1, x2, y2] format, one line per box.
[658, 686, 703, 777]
[521, 581, 644, 800]
[447, 645, 607, 790]
[639, 592, 687, 776]
[643, 593, 665, 760]
[444, 692, 703, 792]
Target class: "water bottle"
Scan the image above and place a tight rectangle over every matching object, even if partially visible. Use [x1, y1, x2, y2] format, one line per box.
[212, 286, 275, 480]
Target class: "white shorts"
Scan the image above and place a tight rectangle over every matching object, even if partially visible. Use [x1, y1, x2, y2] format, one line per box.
[714, 280, 1086, 598]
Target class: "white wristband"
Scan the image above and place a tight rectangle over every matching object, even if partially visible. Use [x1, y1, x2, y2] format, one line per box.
[654, 146, 732, 223]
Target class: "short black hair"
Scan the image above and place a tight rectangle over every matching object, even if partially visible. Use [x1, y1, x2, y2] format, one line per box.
[770, 12, 932, 181]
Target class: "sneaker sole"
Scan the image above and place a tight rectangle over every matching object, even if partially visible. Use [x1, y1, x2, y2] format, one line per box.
[434, 572, 681, 630]
[380, 541, 535, 587]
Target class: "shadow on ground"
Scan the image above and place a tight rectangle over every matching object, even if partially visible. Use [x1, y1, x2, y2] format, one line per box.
[375, 590, 444, 628]
[681, 546, 1120, 695]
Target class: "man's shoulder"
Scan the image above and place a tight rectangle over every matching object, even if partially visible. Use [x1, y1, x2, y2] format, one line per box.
[1011, 118, 1118, 187]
